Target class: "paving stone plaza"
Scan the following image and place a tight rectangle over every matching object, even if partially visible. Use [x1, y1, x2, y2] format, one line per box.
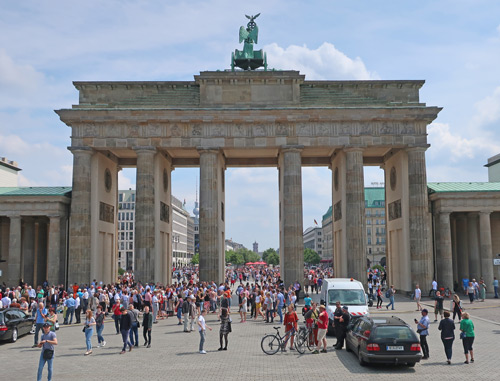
[3, 294, 499, 380]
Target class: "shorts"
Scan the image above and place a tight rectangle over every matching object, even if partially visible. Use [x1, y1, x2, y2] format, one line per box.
[434, 307, 443, 315]
[317, 328, 327, 342]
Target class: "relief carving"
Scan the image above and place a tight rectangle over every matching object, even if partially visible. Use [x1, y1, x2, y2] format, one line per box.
[191, 125, 202, 136]
[297, 123, 312, 136]
[99, 202, 114, 224]
[334, 200, 342, 222]
[316, 124, 331, 136]
[170, 124, 182, 137]
[276, 123, 289, 136]
[388, 199, 402, 221]
[253, 125, 267, 137]
[233, 124, 247, 137]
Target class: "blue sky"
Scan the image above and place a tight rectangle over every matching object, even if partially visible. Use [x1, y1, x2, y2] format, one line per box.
[1, 1, 500, 251]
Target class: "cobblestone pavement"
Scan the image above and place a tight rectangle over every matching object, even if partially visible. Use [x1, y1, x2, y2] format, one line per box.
[1, 295, 499, 380]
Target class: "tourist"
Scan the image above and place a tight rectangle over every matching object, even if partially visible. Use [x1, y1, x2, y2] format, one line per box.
[143, 306, 153, 348]
[479, 279, 487, 302]
[494, 277, 499, 299]
[189, 295, 197, 331]
[33, 302, 48, 348]
[467, 282, 475, 303]
[304, 302, 319, 347]
[63, 294, 75, 325]
[452, 294, 462, 322]
[20, 297, 29, 313]
[334, 306, 350, 350]
[386, 285, 396, 310]
[182, 296, 190, 332]
[415, 309, 430, 360]
[119, 307, 133, 354]
[438, 311, 455, 364]
[218, 307, 231, 350]
[83, 309, 95, 355]
[376, 285, 383, 309]
[276, 289, 285, 323]
[37, 323, 57, 381]
[239, 290, 248, 323]
[434, 291, 444, 322]
[414, 284, 422, 311]
[460, 312, 475, 364]
[198, 309, 212, 354]
[95, 305, 106, 347]
[74, 292, 81, 324]
[312, 305, 328, 354]
[128, 304, 140, 347]
[45, 308, 57, 332]
[265, 291, 274, 323]
[283, 304, 299, 351]
[112, 298, 122, 334]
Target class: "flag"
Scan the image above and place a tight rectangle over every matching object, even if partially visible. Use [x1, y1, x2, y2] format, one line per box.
[314, 219, 318, 225]
[183, 199, 186, 205]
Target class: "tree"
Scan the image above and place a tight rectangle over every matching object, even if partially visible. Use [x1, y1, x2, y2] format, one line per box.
[266, 252, 280, 266]
[118, 267, 125, 276]
[239, 248, 260, 263]
[191, 253, 199, 265]
[262, 248, 277, 263]
[225, 250, 245, 265]
[304, 248, 321, 265]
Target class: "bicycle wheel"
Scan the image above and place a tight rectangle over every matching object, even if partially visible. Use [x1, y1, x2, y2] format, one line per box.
[261, 334, 281, 355]
[306, 329, 315, 351]
[295, 330, 307, 354]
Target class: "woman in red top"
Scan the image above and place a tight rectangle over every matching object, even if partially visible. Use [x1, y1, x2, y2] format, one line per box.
[283, 304, 298, 350]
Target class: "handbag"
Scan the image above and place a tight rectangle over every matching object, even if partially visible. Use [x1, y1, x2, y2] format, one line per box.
[416, 328, 423, 334]
[43, 348, 54, 360]
[460, 332, 466, 340]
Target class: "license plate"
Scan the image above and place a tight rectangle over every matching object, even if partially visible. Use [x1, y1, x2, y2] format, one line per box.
[387, 346, 404, 351]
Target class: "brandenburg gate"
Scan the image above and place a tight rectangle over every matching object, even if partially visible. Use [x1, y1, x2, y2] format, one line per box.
[56, 69, 440, 290]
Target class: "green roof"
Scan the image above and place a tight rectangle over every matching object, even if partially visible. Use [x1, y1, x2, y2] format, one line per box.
[322, 206, 332, 221]
[0, 187, 72, 197]
[365, 187, 385, 208]
[428, 182, 500, 193]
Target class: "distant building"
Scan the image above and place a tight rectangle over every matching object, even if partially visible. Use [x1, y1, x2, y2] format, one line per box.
[225, 239, 246, 252]
[485, 153, 500, 182]
[117, 189, 136, 270]
[253, 241, 258, 253]
[321, 187, 387, 267]
[192, 198, 199, 255]
[303, 226, 323, 257]
[0, 157, 21, 186]
[171, 196, 194, 267]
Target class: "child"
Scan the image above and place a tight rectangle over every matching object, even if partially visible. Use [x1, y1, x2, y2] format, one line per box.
[198, 309, 212, 354]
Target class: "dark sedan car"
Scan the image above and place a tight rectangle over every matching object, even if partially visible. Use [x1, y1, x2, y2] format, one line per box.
[0, 308, 35, 343]
[346, 316, 422, 367]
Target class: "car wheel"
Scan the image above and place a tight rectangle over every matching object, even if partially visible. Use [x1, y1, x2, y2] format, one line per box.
[11, 328, 18, 343]
[407, 362, 416, 367]
[358, 348, 366, 366]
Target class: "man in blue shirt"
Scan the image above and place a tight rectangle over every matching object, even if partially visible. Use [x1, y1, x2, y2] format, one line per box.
[32, 302, 48, 348]
[276, 290, 285, 323]
[64, 294, 76, 325]
[415, 308, 430, 359]
[494, 277, 499, 299]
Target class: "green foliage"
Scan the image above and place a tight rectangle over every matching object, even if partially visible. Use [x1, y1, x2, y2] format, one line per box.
[191, 253, 199, 265]
[118, 267, 125, 276]
[304, 248, 321, 265]
[266, 252, 280, 265]
[372, 264, 385, 273]
[225, 250, 244, 265]
[262, 248, 277, 263]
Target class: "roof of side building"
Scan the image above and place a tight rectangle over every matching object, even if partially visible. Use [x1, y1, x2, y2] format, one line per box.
[0, 187, 72, 196]
[427, 182, 500, 193]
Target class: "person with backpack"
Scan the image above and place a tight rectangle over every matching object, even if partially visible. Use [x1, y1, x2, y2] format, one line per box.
[386, 285, 396, 310]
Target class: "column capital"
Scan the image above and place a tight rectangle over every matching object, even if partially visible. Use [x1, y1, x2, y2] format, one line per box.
[438, 211, 451, 218]
[343, 147, 365, 153]
[197, 147, 222, 154]
[279, 145, 304, 154]
[479, 210, 492, 216]
[67, 146, 93, 154]
[133, 146, 156, 154]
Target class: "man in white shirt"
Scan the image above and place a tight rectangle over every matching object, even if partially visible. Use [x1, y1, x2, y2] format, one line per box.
[197, 309, 212, 354]
[429, 279, 438, 297]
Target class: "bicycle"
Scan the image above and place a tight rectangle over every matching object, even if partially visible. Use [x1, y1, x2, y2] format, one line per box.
[261, 326, 301, 355]
[295, 323, 315, 353]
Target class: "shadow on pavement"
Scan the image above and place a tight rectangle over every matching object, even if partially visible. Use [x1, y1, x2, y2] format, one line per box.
[335, 349, 417, 374]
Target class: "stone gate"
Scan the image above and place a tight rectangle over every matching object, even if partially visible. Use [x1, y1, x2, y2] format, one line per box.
[56, 70, 441, 290]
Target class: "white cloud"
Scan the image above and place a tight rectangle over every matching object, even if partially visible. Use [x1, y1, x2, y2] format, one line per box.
[118, 171, 136, 191]
[265, 42, 378, 80]
[428, 122, 500, 163]
[471, 86, 500, 127]
[0, 49, 44, 92]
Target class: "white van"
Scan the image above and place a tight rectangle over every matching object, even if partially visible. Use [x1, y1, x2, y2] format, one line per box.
[319, 278, 370, 334]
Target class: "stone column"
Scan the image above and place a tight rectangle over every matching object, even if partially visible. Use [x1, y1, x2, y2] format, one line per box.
[456, 214, 469, 281]
[345, 148, 366, 283]
[479, 211, 493, 289]
[467, 213, 480, 280]
[198, 149, 225, 283]
[7, 216, 22, 286]
[278, 146, 304, 287]
[451, 217, 458, 284]
[134, 147, 156, 283]
[47, 216, 61, 285]
[68, 147, 93, 285]
[407, 147, 432, 292]
[438, 212, 453, 289]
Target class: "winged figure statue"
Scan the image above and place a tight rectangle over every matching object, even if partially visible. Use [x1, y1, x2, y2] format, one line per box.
[231, 13, 267, 71]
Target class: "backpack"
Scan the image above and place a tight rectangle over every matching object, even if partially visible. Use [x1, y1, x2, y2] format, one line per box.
[385, 289, 391, 298]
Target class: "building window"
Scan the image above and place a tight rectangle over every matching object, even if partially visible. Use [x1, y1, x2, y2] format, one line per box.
[129, 232, 133, 240]
[368, 237, 371, 245]
[381, 210, 385, 217]
[367, 228, 371, 235]
[119, 194, 123, 202]
[367, 219, 371, 225]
